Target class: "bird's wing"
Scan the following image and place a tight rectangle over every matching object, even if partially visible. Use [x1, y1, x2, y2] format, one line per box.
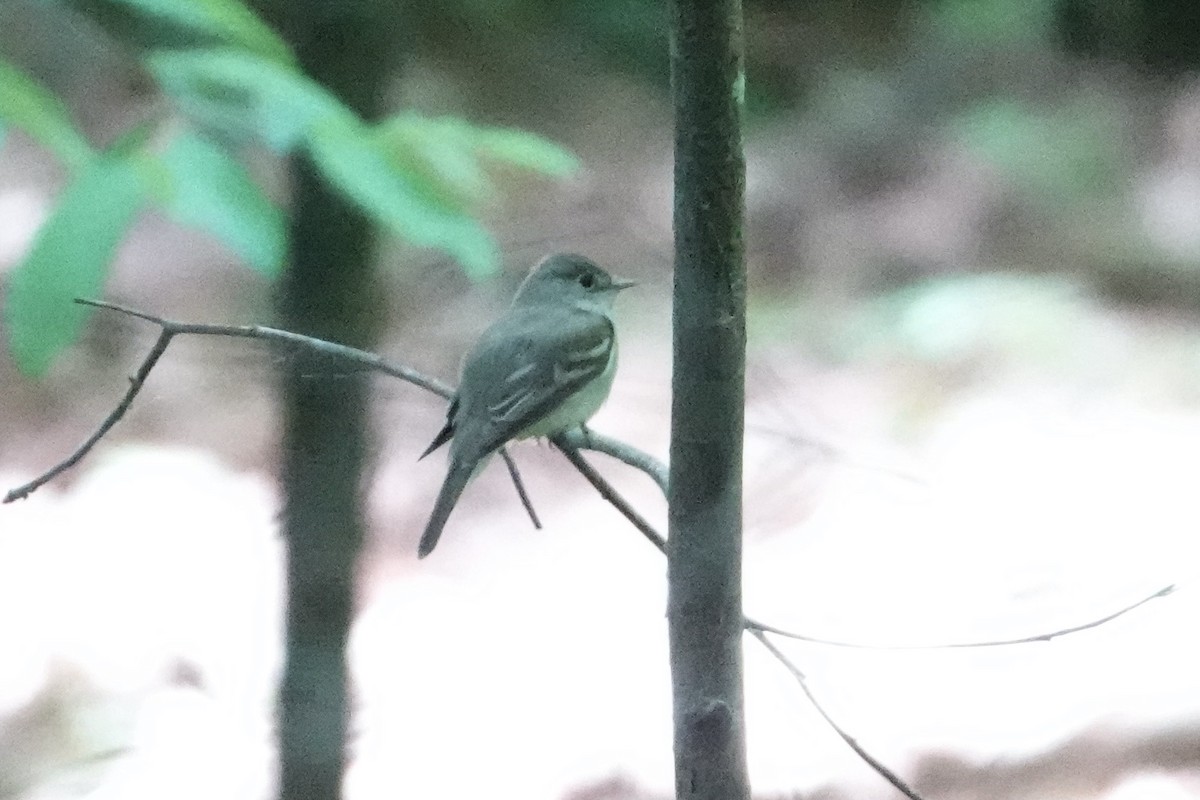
[453, 307, 614, 459]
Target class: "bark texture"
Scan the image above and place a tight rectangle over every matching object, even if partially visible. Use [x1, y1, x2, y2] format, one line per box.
[666, 0, 750, 798]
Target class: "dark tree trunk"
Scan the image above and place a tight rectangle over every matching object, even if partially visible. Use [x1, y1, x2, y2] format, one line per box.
[666, 0, 750, 799]
[262, 3, 404, 799]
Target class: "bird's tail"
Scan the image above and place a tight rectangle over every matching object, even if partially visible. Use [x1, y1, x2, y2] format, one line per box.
[418, 462, 474, 558]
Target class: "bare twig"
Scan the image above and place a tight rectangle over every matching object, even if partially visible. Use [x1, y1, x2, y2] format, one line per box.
[5, 299, 460, 503]
[546, 436, 1176, 654]
[501, 448, 541, 530]
[745, 585, 1176, 649]
[70, 299, 456, 397]
[559, 426, 669, 495]
[748, 627, 924, 800]
[551, 436, 666, 554]
[553, 434, 925, 799]
[4, 325, 173, 503]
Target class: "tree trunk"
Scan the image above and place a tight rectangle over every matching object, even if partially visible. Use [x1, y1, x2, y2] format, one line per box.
[265, 3, 404, 799]
[666, 0, 750, 799]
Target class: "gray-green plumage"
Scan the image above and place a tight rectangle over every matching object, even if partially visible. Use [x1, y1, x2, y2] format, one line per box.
[418, 253, 632, 558]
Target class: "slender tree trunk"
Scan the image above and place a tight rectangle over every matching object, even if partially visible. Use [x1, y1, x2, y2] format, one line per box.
[666, 1, 749, 799]
[264, 3, 404, 799]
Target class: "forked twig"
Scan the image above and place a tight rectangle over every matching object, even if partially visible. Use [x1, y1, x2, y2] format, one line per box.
[558, 426, 668, 495]
[4, 300, 541, 521]
[5, 326, 173, 503]
[550, 435, 925, 800]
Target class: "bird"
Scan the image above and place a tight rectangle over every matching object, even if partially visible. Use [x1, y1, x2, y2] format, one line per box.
[417, 253, 634, 558]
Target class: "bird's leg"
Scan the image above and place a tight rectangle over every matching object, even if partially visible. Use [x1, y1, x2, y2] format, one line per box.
[578, 423, 595, 449]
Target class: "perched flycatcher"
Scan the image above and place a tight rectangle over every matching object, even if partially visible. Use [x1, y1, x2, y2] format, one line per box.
[417, 253, 634, 558]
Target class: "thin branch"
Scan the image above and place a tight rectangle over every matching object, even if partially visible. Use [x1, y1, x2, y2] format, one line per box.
[554, 434, 923, 799]
[551, 436, 923, 799]
[559, 426, 669, 495]
[748, 627, 924, 800]
[745, 584, 1176, 649]
[4, 299, 445, 503]
[501, 447, 541, 530]
[5, 327, 173, 503]
[77, 299, 455, 397]
[547, 432, 1177, 655]
[551, 435, 666, 554]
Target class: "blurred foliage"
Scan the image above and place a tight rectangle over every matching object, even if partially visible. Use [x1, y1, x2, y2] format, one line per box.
[395, 0, 1200, 122]
[950, 95, 1126, 205]
[6, 146, 147, 375]
[304, 114, 499, 275]
[156, 130, 286, 274]
[932, 0, 1058, 45]
[0, 59, 94, 169]
[377, 114, 580, 209]
[853, 274, 1084, 366]
[403, 0, 804, 119]
[67, 0, 294, 61]
[4, 0, 1200, 376]
[0, 0, 579, 376]
[145, 47, 345, 150]
[1057, 0, 1200, 74]
[549, 1, 671, 87]
[750, 273, 1099, 384]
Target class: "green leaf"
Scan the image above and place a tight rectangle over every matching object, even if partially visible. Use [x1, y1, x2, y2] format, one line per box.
[306, 116, 499, 278]
[5, 154, 146, 375]
[107, 0, 293, 64]
[0, 60, 93, 169]
[155, 130, 284, 276]
[473, 126, 580, 176]
[377, 115, 494, 208]
[374, 114, 580, 210]
[146, 48, 349, 151]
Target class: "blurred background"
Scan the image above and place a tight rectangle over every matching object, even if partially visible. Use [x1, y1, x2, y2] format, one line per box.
[3, 0, 1200, 798]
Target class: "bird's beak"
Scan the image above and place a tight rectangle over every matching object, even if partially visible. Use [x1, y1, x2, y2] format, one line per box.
[611, 277, 637, 291]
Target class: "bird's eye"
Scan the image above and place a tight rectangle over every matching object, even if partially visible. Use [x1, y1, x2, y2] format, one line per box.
[578, 273, 596, 289]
